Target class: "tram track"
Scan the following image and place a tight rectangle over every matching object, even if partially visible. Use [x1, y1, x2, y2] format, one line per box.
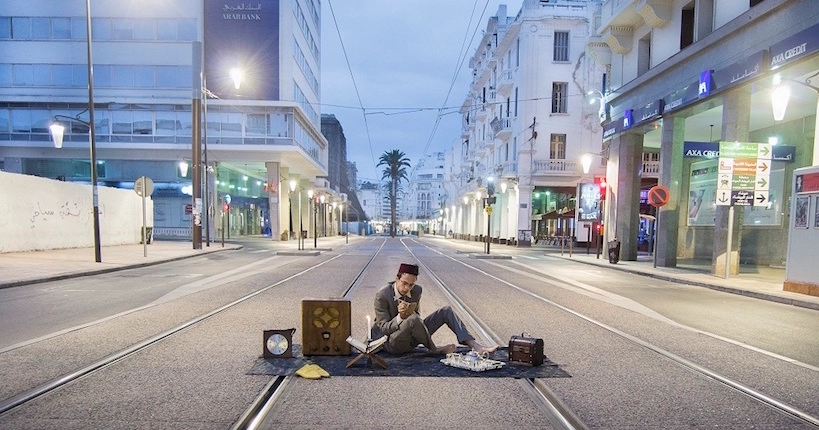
[414, 238, 819, 429]
[239, 238, 584, 430]
[2, 237, 816, 428]
[0, 253, 349, 418]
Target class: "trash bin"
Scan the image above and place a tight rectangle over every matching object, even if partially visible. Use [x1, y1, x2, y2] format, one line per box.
[607, 239, 620, 264]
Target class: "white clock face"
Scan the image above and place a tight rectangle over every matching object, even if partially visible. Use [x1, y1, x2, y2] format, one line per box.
[267, 333, 289, 355]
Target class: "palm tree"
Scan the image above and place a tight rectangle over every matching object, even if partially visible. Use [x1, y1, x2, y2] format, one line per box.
[377, 150, 411, 237]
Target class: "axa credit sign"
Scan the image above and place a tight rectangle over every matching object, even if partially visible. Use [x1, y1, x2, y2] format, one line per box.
[683, 141, 795, 162]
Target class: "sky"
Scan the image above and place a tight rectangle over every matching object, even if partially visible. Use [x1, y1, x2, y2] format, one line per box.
[319, 0, 522, 183]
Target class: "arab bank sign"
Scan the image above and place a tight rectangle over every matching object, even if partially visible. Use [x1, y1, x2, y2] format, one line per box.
[204, 0, 280, 100]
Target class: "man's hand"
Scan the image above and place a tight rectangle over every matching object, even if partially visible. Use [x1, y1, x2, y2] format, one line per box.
[397, 300, 412, 319]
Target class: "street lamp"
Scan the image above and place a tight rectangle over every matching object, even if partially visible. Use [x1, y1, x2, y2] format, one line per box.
[332, 202, 338, 236]
[49, 0, 100, 263]
[288, 179, 300, 249]
[587, 89, 607, 123]
[308, 189, 317, 248]
[50, 114, 101, 263]
[320, 194, 326, 236]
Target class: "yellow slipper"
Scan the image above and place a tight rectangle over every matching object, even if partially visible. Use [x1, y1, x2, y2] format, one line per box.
[311, 364, 330, 378]
[295, 363, 321, 379]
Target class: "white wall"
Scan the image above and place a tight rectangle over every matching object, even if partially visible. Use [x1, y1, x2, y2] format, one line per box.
[0, 171, 153, 253]
[785, 166, 819, 290]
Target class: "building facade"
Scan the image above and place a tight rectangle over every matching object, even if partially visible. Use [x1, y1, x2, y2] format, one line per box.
[447, 0, 607, 245]
[0, 0, 330, 244]
[592, 0, 818, 278]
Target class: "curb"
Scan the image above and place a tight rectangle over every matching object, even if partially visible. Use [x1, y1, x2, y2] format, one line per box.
[553, 254, 819, 311]
[0, 245, 243, 290]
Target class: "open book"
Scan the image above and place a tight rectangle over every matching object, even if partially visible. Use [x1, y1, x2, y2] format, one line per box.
[346, 335, 387, 354]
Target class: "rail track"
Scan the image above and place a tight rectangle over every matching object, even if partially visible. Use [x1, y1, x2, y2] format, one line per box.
[1, 236, 817, 428]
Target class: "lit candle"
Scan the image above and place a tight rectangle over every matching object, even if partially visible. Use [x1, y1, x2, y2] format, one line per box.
[366, 315, 371, 340]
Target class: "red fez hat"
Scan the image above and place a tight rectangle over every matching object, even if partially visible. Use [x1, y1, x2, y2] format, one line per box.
[398, 263, 419, 276]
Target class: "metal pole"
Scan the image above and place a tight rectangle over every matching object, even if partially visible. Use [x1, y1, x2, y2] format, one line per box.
[85, 0, 101, 263]
[141, 176, 147, 257]
[298, 190, 303, 250]
[191, 42, 203, 250]
[725, 206, 734, 279]
[203, 77, 210, 246]
[313, 200, 317, 248]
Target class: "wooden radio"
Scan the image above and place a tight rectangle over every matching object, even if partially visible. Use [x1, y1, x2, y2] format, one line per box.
[302, 298, 351, 356]
[509, 333, 544, 366]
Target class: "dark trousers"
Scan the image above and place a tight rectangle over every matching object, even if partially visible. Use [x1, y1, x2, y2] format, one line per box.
[385, 306, 475, 354]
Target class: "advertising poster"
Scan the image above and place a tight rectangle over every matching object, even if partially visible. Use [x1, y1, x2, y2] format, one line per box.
[815, 196, 819, 229]
[688, 160, 717, 226]
[794, 196, 809, 229]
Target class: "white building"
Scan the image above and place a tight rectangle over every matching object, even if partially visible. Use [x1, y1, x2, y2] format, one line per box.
[447, 0, 606, 245]
[401, 151, 446, 231]
[591, 0, 819, 284]
[0, 0, 328, 243]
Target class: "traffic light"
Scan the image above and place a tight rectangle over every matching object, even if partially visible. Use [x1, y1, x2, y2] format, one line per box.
[595, 176, 607, 200]
[222, 203, 230, 212]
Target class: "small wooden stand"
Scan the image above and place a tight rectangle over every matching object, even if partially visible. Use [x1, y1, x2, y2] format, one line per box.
[346, 338, 387, 369]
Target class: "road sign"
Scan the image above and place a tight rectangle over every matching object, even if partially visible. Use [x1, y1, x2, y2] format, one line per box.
[134, 176, 154, 197]
[185, 204, 193, 214]
[716, 141, 773, 207]
[647, 185, 670, 208]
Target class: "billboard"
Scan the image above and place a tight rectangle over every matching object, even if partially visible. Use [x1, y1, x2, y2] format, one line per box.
[204, 0, 280, 100]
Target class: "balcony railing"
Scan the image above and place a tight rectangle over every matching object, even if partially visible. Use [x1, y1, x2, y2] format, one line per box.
[533, 159, 579, 175]
[642, 160, 660, 178]
[497, 69, 514, 96]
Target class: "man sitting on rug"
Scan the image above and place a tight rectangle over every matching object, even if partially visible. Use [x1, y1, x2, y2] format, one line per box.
[373, 262, 498, 355]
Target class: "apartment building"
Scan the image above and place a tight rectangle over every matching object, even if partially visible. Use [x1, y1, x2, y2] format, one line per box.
[0, 0, 328, 243]
[447, 0, 606, 244]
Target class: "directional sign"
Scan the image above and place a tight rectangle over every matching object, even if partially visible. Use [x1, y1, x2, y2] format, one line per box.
[717, 141, 773, 207]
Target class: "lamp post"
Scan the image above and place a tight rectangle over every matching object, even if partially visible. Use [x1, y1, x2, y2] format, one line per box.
[319, 194, 326, 236]
[587, 89, 607, 123]
[308, 189, 317, 248]
[48, 0, 101, 262]
[50, 114, 101, 263]
[289, 180, 298, 249]
[332, 202, 338, 236]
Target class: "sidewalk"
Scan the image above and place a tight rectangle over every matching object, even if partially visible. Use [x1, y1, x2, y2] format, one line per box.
[543, 245, 819, 311]
[3, 237, 818, 311]
[433, 236, 819, 311]
[0, 241, 243, 289]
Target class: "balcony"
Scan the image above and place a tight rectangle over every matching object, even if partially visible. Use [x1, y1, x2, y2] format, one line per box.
[476, 105, 489, 121]
[492, 117, 512, 141]
[497, 69, 514, 96]
[642, 160, 660, 178]
[533, 159, 579, 175]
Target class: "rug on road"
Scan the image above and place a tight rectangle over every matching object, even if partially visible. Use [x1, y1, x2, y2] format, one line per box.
[248, 345, 570, 378]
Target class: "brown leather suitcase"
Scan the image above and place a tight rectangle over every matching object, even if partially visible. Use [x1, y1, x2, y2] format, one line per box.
[302, 298, 351, 356]
[509, 334, 544, 366]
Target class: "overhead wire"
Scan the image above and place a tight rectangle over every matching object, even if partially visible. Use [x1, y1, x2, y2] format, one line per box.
[420, 0, 493, 161]
[327, 0, 377, 171]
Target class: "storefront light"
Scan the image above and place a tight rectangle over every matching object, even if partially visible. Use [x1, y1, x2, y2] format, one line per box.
[771, 74, 790, 121]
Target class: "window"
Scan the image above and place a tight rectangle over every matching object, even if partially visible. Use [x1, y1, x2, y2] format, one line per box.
[552, 82, 568, 113]
[554, 31, 569, 61]
[550, 134, 566, 160]
[638, 34, 651, 77]
[680, 2, 695, 50]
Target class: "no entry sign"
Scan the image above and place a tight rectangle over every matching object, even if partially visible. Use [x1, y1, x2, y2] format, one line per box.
[647, 185, 670, 208]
